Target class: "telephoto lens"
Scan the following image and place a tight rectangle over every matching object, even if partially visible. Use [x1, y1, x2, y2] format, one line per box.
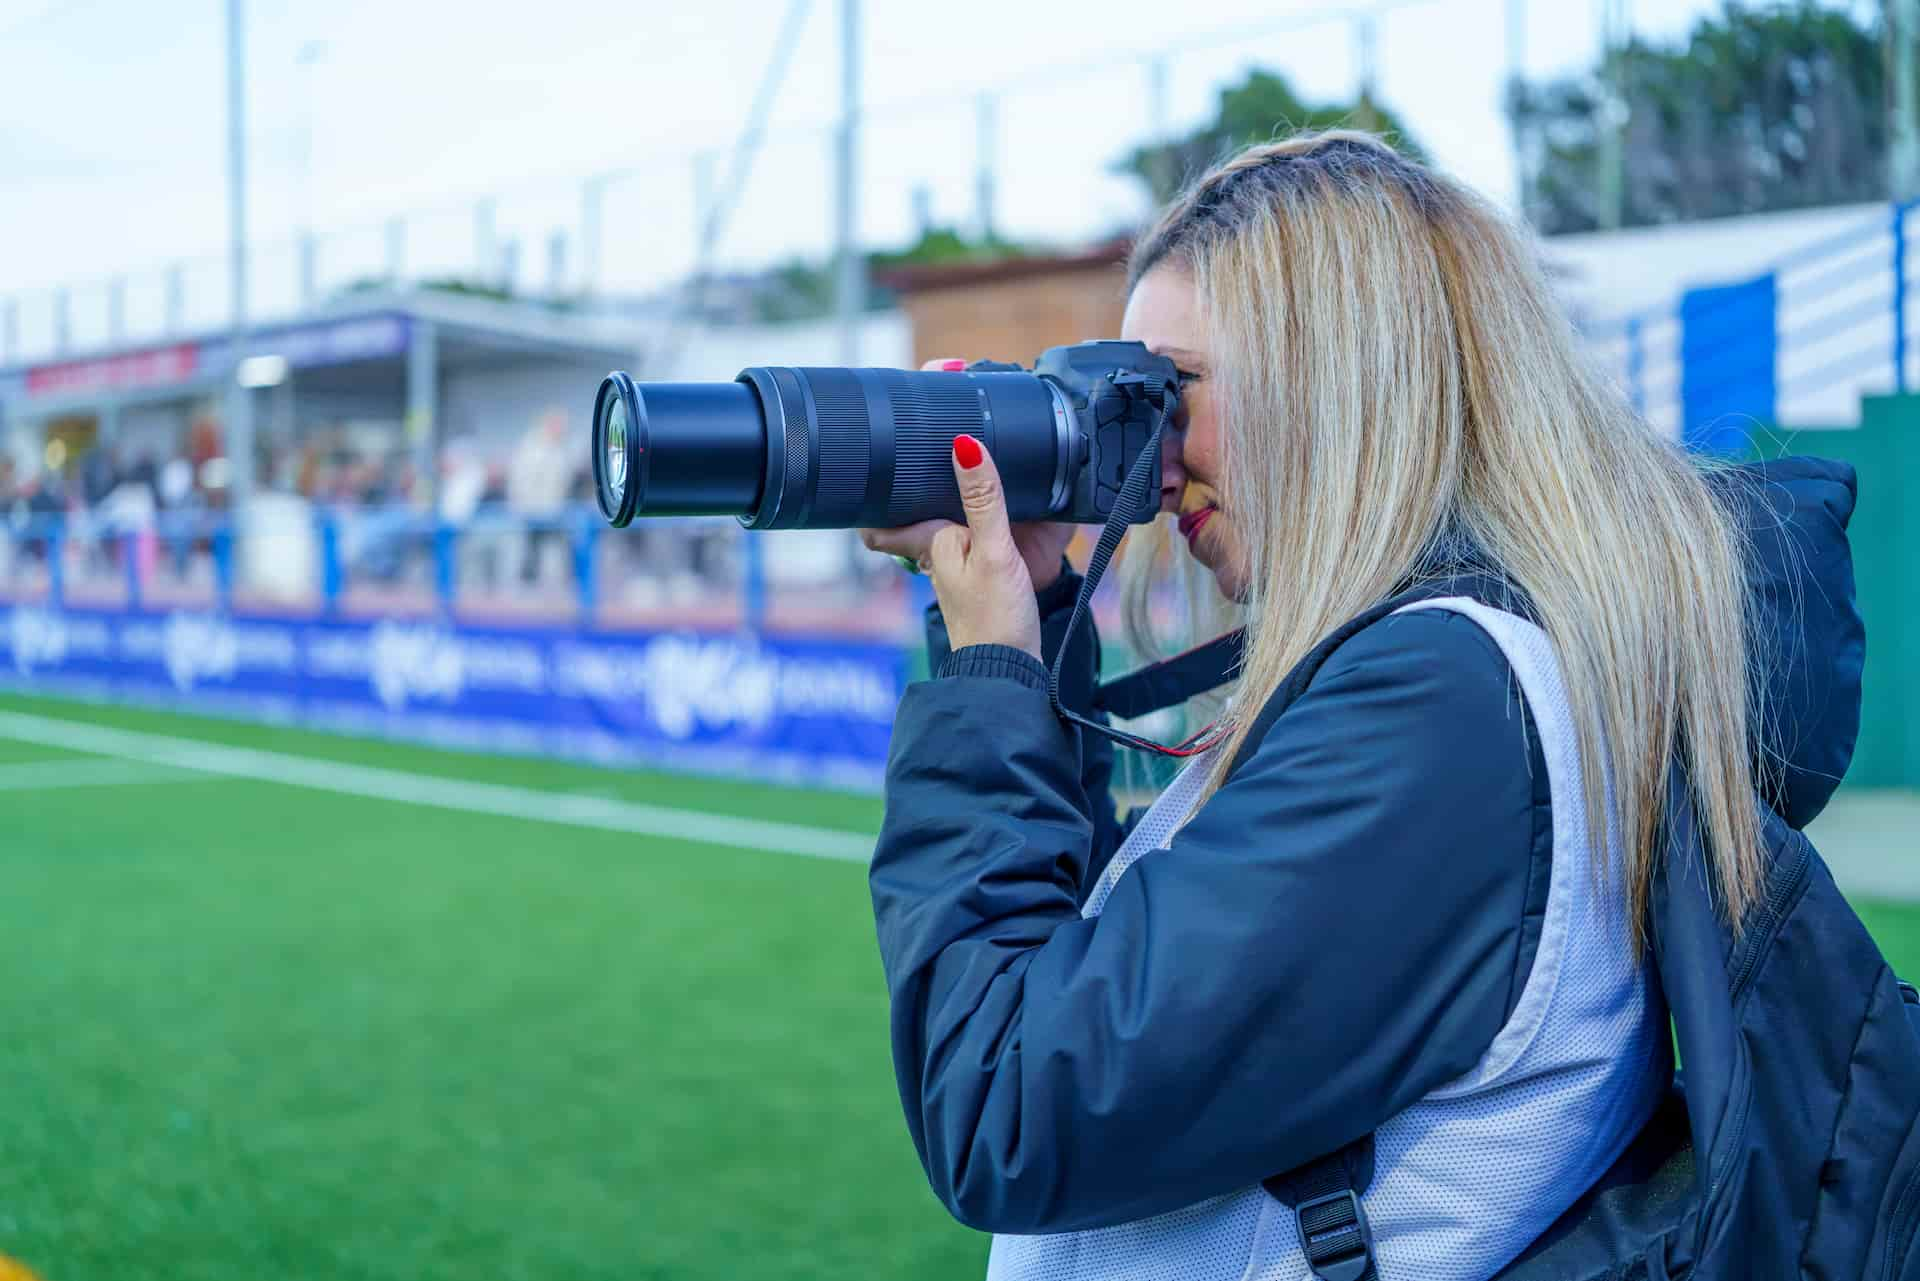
[590, 341, 1181, 532]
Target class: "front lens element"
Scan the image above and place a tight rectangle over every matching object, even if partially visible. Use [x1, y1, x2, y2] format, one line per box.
[604, 397, 628, 500]
[592, 371, 644, 527]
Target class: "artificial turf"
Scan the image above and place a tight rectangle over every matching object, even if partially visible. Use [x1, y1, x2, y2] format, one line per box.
[0, 691, 969, 1281]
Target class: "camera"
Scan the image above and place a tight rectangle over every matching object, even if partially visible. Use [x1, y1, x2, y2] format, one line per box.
[590, 340, 1181, 531]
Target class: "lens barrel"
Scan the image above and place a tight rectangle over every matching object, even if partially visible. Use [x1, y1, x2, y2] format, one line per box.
[593, 366, 1073, 531]
[593, 372, 770, 525]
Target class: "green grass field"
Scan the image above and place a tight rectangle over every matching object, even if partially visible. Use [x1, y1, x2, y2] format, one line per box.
[0, 690, 979, 1281]
[2, 688, 1918, 1281]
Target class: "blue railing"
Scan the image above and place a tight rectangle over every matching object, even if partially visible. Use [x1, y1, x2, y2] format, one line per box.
[1581, 200, 1916, 440]
[0, 505, 792, 630]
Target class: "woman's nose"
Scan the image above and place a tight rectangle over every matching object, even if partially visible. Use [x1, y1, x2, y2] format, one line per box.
[1158, 446, 1189, 514]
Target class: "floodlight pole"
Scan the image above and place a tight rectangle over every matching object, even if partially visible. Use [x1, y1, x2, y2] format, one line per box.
[834, 0, 865, 365]
[226, 0, 255, 516]
[1146, 59, 1171, 203]
[1506, 0, 1528, 217]
[1354, 13, 1380, 133]
[296, 40, 324, 308]
[1893, 0, 1920, 201]
[975, 93, 998, 241]
[1595, 0, 1627, 231]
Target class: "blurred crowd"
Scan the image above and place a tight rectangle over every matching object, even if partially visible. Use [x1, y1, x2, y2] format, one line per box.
[0, 407, 602, 599]
[0, 408, 890, 619]
[0, 415, 592, 523]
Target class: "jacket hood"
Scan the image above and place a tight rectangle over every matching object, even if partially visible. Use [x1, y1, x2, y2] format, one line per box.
[1724, 456, 1864, 827]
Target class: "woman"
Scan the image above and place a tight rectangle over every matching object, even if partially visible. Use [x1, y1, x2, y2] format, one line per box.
[860, 132, 1854, 1279]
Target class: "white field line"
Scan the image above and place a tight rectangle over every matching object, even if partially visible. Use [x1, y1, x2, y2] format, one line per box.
[0, 757, 205, 791]
[0, 712, 878, 864]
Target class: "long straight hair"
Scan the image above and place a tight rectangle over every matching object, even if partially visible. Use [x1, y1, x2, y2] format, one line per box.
[1123, 132, 1763, 945]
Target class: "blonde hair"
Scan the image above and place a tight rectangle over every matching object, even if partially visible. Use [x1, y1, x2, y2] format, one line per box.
[1123, 131, 1763, 945]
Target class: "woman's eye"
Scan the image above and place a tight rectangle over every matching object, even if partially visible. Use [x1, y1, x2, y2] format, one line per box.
[1175, 368, 1205, 384]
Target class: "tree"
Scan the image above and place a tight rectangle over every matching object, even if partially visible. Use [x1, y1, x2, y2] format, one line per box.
[1512, 1, 1886, 233]
[1121, 69, 1426, 205]
[749, 226, 1031, 324]
[866, 225, 1028, 273]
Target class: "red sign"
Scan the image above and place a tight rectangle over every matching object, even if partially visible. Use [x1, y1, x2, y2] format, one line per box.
[26, 343, 200, 397]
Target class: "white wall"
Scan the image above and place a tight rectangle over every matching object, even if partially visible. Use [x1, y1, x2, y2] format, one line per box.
[1544, 202, 1906, 431]
[1544, 202, 1888, 322]
[440, 355, 613, 455]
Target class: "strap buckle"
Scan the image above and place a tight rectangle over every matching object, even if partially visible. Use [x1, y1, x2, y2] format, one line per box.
[1108, 368, 1180, 412]
[1295, 1188, 1376, 1281]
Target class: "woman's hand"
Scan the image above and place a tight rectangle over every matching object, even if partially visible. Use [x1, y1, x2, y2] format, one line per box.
[1005, 521, 1075, 595]
[861, 434, 1043, 659]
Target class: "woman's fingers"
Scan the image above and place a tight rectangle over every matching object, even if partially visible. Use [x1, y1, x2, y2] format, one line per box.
[931, 433, 1044, 657]
[920, 357, 970, 372]
[860, 519, 950, 562]
[951, 434, 1014, 554]
[926, 523, 971, 579]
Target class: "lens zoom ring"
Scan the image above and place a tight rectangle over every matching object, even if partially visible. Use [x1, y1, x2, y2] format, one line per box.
[800, 368, 871, 523]
[767, 368, 813, 527]
[879, 370, 986, 526]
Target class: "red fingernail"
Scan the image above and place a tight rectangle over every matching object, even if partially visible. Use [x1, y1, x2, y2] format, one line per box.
[953, 434, 984, 469]
[940, 358, 967, 371]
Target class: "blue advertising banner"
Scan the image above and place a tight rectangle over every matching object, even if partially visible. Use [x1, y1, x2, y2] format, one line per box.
[0, 606, 905, 790]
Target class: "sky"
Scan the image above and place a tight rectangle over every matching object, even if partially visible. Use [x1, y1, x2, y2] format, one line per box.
[0, 0, 1828, 353]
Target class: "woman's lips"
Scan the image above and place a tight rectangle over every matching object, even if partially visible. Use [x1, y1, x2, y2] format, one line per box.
[1178, 506, 1217, 540]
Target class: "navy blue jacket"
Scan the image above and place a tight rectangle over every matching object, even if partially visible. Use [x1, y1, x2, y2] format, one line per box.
[869, 456, 1861, 1238]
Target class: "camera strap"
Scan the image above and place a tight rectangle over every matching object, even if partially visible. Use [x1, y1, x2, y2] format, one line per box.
[1090, 628, 1245, 722]
[1047, 381, 1236, 759]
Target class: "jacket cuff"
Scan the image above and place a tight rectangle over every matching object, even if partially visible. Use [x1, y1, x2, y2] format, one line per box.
[940, 644, 1050, 691]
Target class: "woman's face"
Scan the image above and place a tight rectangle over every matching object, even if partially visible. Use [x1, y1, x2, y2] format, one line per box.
[1121, 264, 1249, 601]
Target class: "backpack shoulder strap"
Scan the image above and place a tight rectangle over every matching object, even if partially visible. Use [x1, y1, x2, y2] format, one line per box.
[1263, 1138, 1380, 1281]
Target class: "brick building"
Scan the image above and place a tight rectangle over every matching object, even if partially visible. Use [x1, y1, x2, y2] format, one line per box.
[876, 238, 1132, 367]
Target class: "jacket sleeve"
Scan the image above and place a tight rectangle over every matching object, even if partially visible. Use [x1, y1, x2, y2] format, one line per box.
[922, 565, 1133, 894]
[871, 608, 1538, 1234]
